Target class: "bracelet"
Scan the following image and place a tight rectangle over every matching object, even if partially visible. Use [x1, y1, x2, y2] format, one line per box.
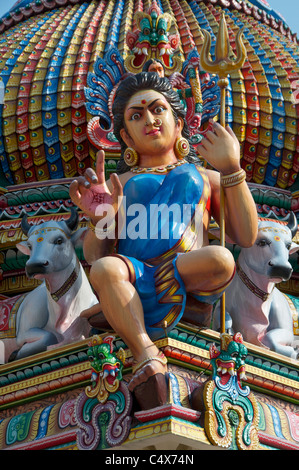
[88, 219, 96, 232]
[88, 218, 116, 235]
[220, 168, 246, 188]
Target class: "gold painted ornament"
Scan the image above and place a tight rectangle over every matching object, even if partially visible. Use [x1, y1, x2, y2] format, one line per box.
[124, 147, 139, 167]
[174, 137, 190, 160]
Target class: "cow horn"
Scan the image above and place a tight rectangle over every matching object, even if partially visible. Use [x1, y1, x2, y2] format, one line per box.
[65, 207, 79, 232]
[21, 214, 32, 236]
[287, 211, 298, 238]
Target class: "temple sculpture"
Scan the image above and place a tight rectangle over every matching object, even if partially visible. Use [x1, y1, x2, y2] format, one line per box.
[0, 0, 298, 452]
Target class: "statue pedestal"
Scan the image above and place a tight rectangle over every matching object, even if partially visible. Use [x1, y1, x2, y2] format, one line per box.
[0, 323, 298, 450]
[117, 404, 210, 451]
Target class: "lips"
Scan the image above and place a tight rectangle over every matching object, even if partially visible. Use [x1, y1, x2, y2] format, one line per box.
[146, 128, 160, 136]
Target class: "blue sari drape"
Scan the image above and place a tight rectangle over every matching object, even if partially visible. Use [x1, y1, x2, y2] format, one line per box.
[114, 163, 210, 340]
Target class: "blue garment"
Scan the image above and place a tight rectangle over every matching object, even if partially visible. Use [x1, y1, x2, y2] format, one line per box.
[118, 163, 207, 261]
[114, 163, 211, 340]
[123, 254, 185, 340]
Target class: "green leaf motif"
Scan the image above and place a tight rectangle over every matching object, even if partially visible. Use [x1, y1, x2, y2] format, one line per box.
[6, 411, 35, 445]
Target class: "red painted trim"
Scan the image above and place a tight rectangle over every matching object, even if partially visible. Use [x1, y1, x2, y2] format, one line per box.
[134, 403, 201, 423]
[5, 430, 77, 450]
[258, 432, 299, 450]
[7, 427, 299, 450]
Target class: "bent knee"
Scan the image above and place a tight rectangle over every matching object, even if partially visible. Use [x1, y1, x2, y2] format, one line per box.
[210, 246, 235, 282]
[90, 256, 129, 287]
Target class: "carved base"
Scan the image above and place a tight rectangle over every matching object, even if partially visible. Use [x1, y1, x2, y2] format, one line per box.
[182, 296, 213, 328]
[133, 373, 168, 411]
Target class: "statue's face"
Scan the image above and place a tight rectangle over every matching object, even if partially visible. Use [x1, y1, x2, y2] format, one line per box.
[148, 61, 165, 77]
[121, 89, 182, 158]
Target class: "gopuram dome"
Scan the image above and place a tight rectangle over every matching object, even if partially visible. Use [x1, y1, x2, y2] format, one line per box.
[0, 0, 298, 299]
[0, 0, 298, 190]
[0, 1, 299, 453]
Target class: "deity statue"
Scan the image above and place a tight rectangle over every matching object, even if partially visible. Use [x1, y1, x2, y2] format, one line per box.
[69, 72, 258, 398]
[85, 1, 219, 155]
[142, 58, 165, 78]
[124, 1, 181, 75]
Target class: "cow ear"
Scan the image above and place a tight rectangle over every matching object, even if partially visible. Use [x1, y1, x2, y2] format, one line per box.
[289, 242, 299, 255]
[16, 241, 31, 256]
[71, 227, 87, 248]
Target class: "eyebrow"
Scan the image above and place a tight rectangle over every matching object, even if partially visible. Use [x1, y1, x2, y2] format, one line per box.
[127, 98, 162, 112]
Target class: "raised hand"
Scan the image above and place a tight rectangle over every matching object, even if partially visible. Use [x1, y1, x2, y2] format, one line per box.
[69, 150, 123, 223]
[198, 121, 241, 175]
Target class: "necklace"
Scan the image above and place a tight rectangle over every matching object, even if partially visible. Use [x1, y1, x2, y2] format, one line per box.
[236, 260, 270, 302]
[130, 159, 187, 174]
[46, 260, 80, 302]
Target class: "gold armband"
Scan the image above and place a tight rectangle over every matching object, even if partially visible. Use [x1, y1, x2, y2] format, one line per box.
[88, 218, 116, 235]
[88, 219, 96, 232]
[220, 168, 246, 188]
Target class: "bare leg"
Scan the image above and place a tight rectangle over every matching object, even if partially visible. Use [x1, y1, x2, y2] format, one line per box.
[89, 247, 234, 390]
[176, 245, 235, 294]
[89, 257, 167, 390]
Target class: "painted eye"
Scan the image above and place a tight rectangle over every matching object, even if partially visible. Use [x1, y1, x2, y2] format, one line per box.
[154, 105, 165, 114]
[130, 112, 141, 121]
[286, 243, 292, 250]
[256, 239, 270, 247]
[55, 237, 63, 245]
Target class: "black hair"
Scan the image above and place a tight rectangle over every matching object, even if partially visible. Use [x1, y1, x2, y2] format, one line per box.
[112, 72, 200, 174]
[142, 58, 165, 72]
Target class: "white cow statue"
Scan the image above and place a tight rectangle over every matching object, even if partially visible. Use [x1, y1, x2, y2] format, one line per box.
[213, 212, 299, 359]
[0, 208, 98, 362]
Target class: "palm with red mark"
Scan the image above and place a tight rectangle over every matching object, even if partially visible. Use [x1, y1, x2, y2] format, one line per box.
[69, 150, 123, 223]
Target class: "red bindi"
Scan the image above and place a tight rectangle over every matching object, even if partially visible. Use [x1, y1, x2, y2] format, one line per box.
[141, 99, 146, 104]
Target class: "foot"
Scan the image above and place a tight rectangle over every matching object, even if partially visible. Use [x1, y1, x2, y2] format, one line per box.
[128, 350, 167, 392]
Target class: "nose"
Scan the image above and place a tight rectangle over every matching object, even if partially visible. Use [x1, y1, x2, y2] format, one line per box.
[150, 31, 158, 45]
[25, 260, 49, 277]
[268, 260, 293, 281]
[144, 110, 155, 126]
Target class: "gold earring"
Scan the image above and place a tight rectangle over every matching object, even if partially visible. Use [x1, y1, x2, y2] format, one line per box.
[174, 137, 190, 160]
[124, 147, 139, 167]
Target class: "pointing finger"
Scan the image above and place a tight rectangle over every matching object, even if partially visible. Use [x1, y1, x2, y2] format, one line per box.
[95, 150, 106, 184]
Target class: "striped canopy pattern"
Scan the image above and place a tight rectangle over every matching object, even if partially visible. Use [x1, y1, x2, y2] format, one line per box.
[0, 0, 298, 189]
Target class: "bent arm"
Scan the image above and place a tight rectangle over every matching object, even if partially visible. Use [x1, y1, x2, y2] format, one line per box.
[208, 169, 258, 247]
[198, 122, 258, 247]
[69, 150, 125, 265]
[83, 228, 116, 265]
